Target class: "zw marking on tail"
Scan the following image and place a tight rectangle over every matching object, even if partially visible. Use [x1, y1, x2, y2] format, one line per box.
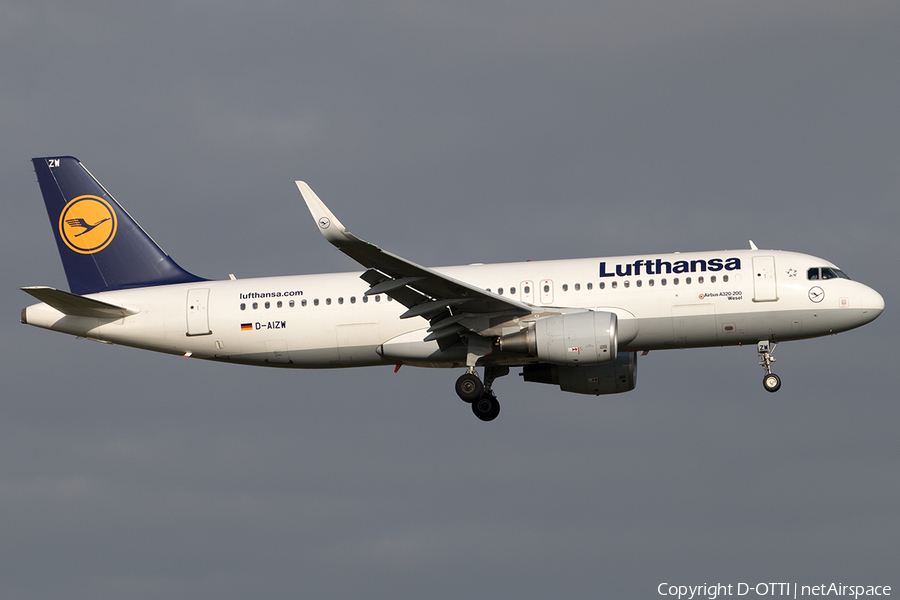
[65, 217, 111, 237]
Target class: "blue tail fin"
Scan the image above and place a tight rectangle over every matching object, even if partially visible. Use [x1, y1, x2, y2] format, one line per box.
[32, 156, 206, 295]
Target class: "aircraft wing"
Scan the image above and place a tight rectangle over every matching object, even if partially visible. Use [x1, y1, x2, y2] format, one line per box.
[296, 182, 534, 345]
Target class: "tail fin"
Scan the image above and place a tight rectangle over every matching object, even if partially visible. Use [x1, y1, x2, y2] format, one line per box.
[32, 156, 205, 295]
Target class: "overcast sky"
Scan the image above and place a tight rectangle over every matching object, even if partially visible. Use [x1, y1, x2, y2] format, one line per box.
[1, 1, 898, 598]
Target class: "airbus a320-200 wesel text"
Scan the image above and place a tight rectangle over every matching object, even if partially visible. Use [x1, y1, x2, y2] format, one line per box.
[21, 157, 885, 421]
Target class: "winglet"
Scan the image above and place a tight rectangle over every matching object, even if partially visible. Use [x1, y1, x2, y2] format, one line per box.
[296, 181, 355, 245]
[749, 240, 759, 250]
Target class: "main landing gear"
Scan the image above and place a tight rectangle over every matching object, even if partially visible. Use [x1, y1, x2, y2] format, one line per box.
[455, 366, 508, 421]
[758, 340, 781, 393]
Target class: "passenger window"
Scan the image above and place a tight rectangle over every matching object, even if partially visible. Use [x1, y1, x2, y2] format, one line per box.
[574, 283, 581, 291]
[314, 299, 319, 306]
[301, 299, 307, 307]
[524, 286, 530, 294]
[252, 302, 258, 309]
[661, 279, 667, 286]
[498, 287, 504, 295]
[363, 296, 368, 303]
[277, 301, 283, 308]
[624, 281, 630, 288]
[338, 297, 344, 305]
[685, 277, 691, 285]
[698, 276, 704, 284]
[599, 282, 605, 290]
[290, 300, 295, 307]
[326, 298, 332, 305]
[240, 303, 246, 310]
[710, 276, 716, 283]
[648, 279, 654, 287]
[636, 280, 642, 288]
[543, 285, 550, 293]
[562, 284, 568, 292]
[587, 283, 593, 290]
[265, 301, 270, 309]
[375, 295, 381, 302]
[350, 296, 356, 304]
[612, 281, 618, 289]
[723, 275, 729, 283]
[510, 286, 516, 295]
[673, 278, 679, 285]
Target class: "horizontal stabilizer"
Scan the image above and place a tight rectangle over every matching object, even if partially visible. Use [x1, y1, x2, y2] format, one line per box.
[21, 286, 138, 318]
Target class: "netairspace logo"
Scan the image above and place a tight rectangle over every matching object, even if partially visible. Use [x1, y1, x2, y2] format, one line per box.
[657, 582, 891, 600]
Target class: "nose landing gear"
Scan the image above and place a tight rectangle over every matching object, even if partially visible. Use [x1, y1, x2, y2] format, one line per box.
[455, 366, 508, 421]
[758, 341, 781, 393]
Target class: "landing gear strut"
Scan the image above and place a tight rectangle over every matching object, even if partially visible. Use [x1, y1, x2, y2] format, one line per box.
[455, 366, 508, 421]
[758, 341, 781, 393]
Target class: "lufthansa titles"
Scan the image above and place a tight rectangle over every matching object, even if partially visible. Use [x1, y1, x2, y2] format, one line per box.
[600, 257, 741, 278]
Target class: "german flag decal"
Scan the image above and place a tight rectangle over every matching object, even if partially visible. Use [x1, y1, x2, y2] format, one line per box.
[240, 323, 253, 331]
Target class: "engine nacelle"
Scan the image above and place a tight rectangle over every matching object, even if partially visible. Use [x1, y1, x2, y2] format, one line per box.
[521, 352, 638, 395]
[499, 311, 617, 366]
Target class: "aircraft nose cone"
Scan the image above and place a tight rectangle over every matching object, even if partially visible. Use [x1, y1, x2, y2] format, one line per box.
[861, 286, 884, 324]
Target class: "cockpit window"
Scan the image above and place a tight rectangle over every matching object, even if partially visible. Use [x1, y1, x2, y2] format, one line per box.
[822, 267, 850, 280]
[809, 267, 851, 281]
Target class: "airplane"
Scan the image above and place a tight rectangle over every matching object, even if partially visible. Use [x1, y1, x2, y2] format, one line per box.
[21, 156, 885, 421]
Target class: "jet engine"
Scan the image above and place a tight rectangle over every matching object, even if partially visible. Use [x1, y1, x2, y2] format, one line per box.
[520, 351, 638, 395]
[499, 310, 617, 366]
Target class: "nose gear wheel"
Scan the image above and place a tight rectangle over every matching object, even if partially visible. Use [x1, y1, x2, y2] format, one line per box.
[758, 341, 781, 393]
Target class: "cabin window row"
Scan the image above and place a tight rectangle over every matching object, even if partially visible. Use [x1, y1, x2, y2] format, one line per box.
[241, 272, 736, 310]
[486, 275, 730, 295]
[240, 295, 394, 310]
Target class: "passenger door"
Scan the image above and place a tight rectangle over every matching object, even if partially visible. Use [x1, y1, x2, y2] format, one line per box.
[752, 256, 778, 302]
[186, 288, 211, 336]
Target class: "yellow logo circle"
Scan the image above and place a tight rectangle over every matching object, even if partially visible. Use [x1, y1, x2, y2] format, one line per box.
[58, 195, 118, 254]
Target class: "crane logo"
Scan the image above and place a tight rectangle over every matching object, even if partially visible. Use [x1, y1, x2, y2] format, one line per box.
[58, 195, 118, 254]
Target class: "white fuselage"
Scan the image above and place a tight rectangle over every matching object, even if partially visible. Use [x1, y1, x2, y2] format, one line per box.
[23, 249, 884, 369]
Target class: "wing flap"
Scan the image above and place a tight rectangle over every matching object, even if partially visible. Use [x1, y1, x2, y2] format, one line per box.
[423, 323, 469, 342]
[366, 276, 428, 296]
